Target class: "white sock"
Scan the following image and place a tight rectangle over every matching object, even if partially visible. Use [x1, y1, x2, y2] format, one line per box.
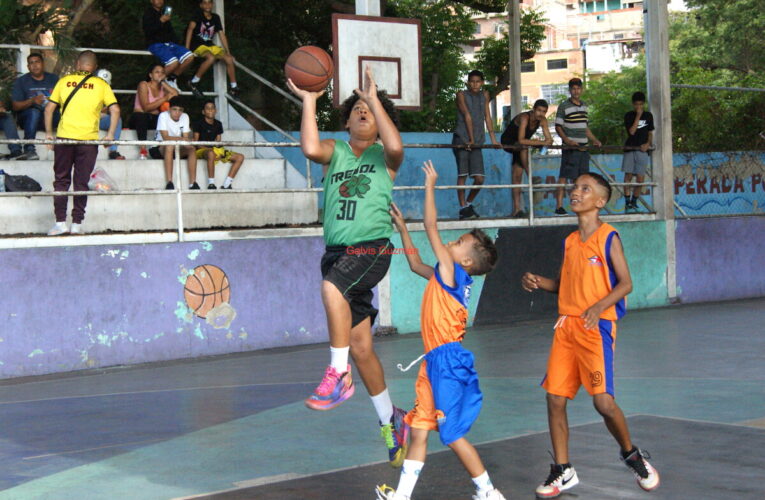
[191, 76, 200, 84]
[329, 346, 349, 372]
[230, 82, 238, 88]
[396, 460, 424, 497]
[472, 470, 493, 494]
[223, 176, 233, 188]
[371, 388, 394, 424]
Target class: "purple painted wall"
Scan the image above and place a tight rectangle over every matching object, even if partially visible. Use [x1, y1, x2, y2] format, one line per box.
[0, 238, 332, 378]
[675, 217, 765, 303]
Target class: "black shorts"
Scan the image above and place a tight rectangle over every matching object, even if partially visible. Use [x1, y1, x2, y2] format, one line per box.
[559, 149, 590, 180]
[321, 238, 392, 328]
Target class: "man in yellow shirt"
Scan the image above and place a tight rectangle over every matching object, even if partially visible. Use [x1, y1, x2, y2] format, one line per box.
[44, 50, 120, 236]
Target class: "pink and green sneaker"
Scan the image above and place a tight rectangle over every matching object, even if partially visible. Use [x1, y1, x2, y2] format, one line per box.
[380, 406, 410, 467]
[304, 364, 355, 411]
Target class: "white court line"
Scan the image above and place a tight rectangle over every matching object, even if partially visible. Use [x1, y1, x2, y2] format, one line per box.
[22, 437, 168, 460]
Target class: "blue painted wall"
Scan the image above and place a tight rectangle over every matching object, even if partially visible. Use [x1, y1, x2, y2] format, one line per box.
[0, 238, 330, 378]
[263, 131, 765, 218]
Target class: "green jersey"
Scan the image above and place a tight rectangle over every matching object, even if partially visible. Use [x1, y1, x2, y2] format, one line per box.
[323, 140, 393, 246]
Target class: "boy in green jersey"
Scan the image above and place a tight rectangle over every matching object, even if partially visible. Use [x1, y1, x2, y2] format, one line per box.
[288, 67, 409, 466]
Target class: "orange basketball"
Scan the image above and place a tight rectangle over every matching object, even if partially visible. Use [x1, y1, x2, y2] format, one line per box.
[285, 46, 334, 92]
[183, 264, 230, 318]
[160, 101, 170, 112]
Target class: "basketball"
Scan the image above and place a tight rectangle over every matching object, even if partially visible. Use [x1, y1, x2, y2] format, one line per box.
[183, 264, 230, 318]
[285, 46, 334, 92]
[160, 101, 170, 112]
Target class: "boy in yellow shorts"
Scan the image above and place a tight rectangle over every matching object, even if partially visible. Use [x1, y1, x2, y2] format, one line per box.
[376, 161, 504, 500]
[521, 172, 659, 498]
[193, 100, 244, 189]
[184, 0, 240, 99]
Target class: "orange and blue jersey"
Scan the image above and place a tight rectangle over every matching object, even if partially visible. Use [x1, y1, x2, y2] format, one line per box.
[542, 222, 626, 399]
[558, 222, 625, 320]
[405, 263, 483, 445]
[419, 262, 473, 352]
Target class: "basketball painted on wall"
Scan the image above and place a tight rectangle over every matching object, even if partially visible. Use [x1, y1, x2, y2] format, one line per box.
[184, 264, 230, 318]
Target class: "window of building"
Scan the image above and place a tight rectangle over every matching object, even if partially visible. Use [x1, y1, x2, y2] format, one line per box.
[614, 33, 624, 40]
[494, 23, 506, 34]
[541, 84, 569, 102]
[522, 96, 529, 108]
[521, 61, 535, 73]
[547, 58, 568, 70]
[474, 22, 482, 35]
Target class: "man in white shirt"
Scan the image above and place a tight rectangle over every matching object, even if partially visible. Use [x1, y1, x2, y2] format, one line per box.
[155, 97, 199, 189]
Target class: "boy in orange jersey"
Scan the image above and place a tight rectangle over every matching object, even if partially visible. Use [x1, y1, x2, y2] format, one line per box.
[376, 161, 504, 500]
[521, 172, 659, 498]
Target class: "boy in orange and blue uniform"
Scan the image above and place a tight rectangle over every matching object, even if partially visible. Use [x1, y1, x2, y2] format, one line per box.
[376, 161, 505, 500]
[522, 172, 659, 498]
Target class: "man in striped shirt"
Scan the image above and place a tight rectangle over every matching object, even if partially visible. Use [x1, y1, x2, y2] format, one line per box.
[554, 78, 602, 215]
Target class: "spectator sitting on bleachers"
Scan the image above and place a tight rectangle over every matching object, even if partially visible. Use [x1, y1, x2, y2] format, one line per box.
[11, 52, 59, 161]
[95, 69, 126, 160]
[152, 96, 199, 190]
[193, 99, 244, 189]
[128, 63, 179, 159]
[184, 0, 241, 99]
[143, 0, 194, 93]
[0, 90, 22, 160]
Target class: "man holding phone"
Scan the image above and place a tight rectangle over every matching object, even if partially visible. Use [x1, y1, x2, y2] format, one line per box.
[143, 0, 194, 92]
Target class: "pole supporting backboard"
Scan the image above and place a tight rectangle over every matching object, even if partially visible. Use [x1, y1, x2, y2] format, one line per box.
[355, 0, 381, 16]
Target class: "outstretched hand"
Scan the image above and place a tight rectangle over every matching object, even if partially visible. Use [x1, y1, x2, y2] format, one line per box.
[286, 78, 325, 101]
[422, 160, 438, 189]
[390, 202, 405, 229]
[353, 66, 378, 104]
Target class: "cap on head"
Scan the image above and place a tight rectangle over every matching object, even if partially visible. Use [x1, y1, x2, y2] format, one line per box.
[96, 68, 112, 85]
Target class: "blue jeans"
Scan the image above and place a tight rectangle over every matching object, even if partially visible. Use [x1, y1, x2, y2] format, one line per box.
[99, 115, 122, 152]
[0, 114, 21, 155]
[17, 107, 59, 153]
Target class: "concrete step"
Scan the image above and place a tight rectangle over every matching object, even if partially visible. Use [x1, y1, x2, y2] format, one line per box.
[1, 129, 259, 161]
[0, 159, 318, 235]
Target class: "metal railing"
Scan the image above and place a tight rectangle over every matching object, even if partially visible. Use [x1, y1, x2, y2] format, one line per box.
[0, 138, 659, 241]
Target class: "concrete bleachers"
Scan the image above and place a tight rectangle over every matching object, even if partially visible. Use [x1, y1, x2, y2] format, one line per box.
[0, 129, 259, 161]
[0, 128, 318, 235]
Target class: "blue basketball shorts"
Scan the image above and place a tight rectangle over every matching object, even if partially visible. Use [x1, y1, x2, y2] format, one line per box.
[148, 43, 193, 67]
[404, 341, 483, 445]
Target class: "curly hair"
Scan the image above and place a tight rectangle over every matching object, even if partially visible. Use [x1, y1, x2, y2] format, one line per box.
[468, 229, 498, 276]
[339, 90, 400, 130]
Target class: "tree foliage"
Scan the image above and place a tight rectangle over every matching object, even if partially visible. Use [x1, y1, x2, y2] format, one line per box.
[7, 0, 548, 134]
[584, 1, 765, 152]
[0, 0, 72, 102]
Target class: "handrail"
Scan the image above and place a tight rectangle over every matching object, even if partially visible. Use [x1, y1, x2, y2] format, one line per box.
[234, 60, 302, 107]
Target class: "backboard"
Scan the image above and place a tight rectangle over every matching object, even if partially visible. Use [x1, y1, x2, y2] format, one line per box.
[332, 14, 422, 110]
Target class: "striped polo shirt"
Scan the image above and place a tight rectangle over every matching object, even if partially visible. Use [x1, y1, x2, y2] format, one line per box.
[555, 98, 589, 145]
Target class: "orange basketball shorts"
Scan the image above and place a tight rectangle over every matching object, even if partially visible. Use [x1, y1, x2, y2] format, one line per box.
[541, 315, 617, 399]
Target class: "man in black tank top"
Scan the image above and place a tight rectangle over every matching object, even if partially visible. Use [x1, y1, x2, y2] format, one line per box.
[500, 99, 553, 217]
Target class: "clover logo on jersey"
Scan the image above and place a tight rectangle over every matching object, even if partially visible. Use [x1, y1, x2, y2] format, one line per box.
[338, 174, 371, 198]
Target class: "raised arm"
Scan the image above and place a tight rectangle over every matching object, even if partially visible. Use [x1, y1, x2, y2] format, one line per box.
[422, 160, 455, 287]
[286, 78, 334, 166]
[356, 66, 403, 173]
[390, 202, 433, 279]
[581, 235, 632, 329]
